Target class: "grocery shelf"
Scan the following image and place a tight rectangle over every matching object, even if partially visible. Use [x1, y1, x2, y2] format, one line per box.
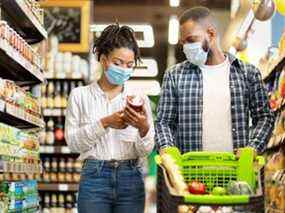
[0, 99, 45, 129]
[38, 183, 79, 192]
[40, 146, 77, 154]
[263, 55, 285, 83]
[0, 0, 47, 44]
[0, 159, 42, 174]
[0, 41, 45, 86]
[43, 108, 66, 117]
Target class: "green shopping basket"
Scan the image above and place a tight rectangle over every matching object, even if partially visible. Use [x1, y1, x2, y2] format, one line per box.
[156, 147, 265, 211]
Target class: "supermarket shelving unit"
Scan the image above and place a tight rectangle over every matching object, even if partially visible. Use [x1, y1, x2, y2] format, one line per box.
[0, 0, 47, 212]
[38, 78, 84, 196]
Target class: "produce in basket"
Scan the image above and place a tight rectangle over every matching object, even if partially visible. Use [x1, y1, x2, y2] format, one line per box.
[197, 206, 233, 213]
[197, 206, 212, 213]
[227, 181, 253, 195]
[188, 181, 207, 194]
[160, 154, 188, 194]
[211, 187, 227, 195]
[178, 205, 195, 213]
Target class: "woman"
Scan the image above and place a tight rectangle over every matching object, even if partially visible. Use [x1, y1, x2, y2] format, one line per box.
[64, 24, 155, 213]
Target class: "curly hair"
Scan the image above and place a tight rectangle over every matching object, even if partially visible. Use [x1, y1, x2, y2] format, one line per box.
[93, 24, 141, 65]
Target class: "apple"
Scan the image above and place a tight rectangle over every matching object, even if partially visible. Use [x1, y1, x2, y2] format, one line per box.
[127, 96, 144, 112]
[188, 181, 206, 194]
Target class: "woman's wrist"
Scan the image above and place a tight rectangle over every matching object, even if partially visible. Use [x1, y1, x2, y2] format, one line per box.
[100, 116, 110, 129]
[139, 122, 149, 138]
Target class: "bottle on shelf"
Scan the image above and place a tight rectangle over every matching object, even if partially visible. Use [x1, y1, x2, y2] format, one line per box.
[61, 82, 69, 108]
[50, 193, 58, 213]
[66, 158, 74, 183]
[58, 158, 66, 183]
[41, 84, 47, 108]
[43, 193, 50, 213]
[54, 82, 61, 108]
[43, 158, 51, 183]
[45, 118, 55, 145]
[65, 193, 73, 212]
[50, 158, 58, 183]
[58, 193, 65, 213]
[47, 82, 55, 109]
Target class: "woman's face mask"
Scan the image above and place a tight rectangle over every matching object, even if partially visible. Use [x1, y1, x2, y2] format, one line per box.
[105, 64, 133, 85]
[101, 48, 135, 85]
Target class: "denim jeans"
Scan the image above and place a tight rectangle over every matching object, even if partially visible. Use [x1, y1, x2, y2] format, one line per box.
[78, 159, 145, 213]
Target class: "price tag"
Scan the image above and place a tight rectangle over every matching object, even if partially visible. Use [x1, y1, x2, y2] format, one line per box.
[39, 146, 45, 152]
[43, 109, 52, 116]
[46, 146, 54, 153]
[58, 184, 68, 191]
[62, 146, 70, 154]
[53, 109, 61, 116]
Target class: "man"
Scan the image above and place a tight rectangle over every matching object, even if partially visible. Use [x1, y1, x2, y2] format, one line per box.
[155, 7, 274, 155]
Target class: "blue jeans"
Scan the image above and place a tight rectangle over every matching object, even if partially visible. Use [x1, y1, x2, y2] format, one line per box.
[78, 159, 145, 213]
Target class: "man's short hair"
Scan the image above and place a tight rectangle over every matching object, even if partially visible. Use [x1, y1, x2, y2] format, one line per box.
[179, 7, 211, 25]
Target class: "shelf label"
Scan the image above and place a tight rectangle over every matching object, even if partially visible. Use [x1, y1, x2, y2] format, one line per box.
[58, 184, 68, 191]
[44, 146, 54, 153]
[53, 109, 61, 116]
[61, 146, 70, 154]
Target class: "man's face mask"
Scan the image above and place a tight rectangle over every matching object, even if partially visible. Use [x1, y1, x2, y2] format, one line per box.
[183, 39, 210, 66]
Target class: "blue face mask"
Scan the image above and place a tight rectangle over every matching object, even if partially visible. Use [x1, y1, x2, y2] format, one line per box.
[105, 64, 133, 85]
[183, 42, 209, 66]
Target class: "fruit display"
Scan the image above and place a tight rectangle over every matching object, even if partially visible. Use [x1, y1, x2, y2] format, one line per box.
[0, 21, 43, 72]
[0, 122, 40, 170]
[0, 180, 39, 212]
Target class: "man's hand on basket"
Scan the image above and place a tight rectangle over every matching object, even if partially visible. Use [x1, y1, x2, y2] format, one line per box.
[235, 147, 257, 159]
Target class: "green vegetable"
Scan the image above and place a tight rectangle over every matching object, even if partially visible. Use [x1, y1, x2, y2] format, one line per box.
[227, 181, 253, 195]
[212, 186, 227, 195]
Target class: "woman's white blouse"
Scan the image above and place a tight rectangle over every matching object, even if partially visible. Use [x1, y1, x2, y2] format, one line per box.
[64, 82, 155, 161]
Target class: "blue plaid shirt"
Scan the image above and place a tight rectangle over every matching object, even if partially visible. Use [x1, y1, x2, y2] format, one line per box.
[155, 54, 275, 154]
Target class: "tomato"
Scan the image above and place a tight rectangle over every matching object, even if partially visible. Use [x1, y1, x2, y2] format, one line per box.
[188, 181, 206, 194]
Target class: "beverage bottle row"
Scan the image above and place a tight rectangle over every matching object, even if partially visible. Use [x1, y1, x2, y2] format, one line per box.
[40, 192, 77, 213]
[41, 81, 84, 109]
